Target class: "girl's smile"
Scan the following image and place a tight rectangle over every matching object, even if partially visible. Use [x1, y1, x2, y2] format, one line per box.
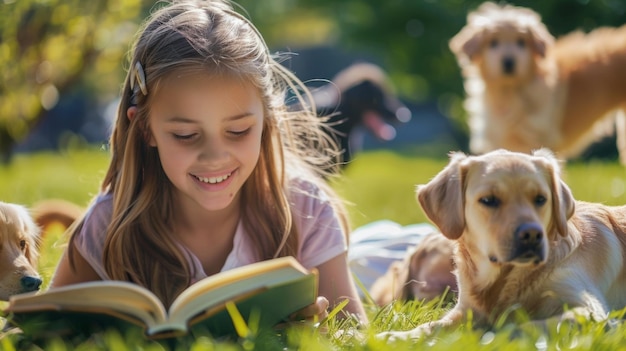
[190, 168, 238, 191]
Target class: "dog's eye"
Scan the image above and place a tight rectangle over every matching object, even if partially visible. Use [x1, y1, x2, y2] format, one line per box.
[19, 239, 26, 251]
[479, 196, 500, 208]
[517, 38, 526, 48]
[490, 39, 499, 48]
[534, 195, 547, 206]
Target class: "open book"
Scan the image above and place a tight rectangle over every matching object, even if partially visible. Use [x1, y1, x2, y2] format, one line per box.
[5, 256, 317, 340]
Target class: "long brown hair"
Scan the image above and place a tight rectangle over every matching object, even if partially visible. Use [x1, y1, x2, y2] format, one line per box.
[68, 0, 348, 307]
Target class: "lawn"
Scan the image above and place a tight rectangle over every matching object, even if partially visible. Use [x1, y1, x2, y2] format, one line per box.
[1, 147, 626, 350]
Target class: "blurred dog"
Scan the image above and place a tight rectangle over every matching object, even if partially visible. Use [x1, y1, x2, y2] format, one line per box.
[0, 202, 43, 300]
[379, 149, 626, 341]
[31, 199, 82, 233]
[450, 2, 626, 162]
[370, 232, 457, 306]
[313, 62, 411, 166]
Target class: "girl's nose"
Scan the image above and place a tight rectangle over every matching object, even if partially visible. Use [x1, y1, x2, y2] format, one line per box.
[198, 138, 229, 162]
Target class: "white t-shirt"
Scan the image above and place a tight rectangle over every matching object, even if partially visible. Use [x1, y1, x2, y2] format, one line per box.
[74, 179, 347, 283]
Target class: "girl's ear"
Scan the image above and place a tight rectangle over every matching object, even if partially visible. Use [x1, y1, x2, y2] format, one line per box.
[127, 106, 137, 121]
[127, 106, 156, 146]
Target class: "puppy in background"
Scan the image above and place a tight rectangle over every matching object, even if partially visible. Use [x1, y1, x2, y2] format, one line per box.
[379, 148, 626, 341]
[370, 232, 457, 306]
[450, 2, 626, 162]
[31, 199, 82, 233]
[0, 202, 43, 300]
[312, 62, 412, 166]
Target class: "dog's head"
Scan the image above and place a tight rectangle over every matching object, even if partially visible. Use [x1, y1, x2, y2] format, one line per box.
[369, 232, 457, 305]
[449, 2, 554, 84]
[417, 148, 575, 267]
[0, 202, 42, 300]
[403, 233, 457, 302]
[328, 62, 411, 140]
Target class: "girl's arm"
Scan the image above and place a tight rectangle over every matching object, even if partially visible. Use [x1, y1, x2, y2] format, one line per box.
[287, 252, 368, 326]
[317, 252, 368, 323]
[49, 243, 101, 287]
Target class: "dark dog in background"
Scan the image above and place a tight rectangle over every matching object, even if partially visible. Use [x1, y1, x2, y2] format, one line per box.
[312, 62, 411, 166]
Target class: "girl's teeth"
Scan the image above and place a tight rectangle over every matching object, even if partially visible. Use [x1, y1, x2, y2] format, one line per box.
[197, 172, 231, 184]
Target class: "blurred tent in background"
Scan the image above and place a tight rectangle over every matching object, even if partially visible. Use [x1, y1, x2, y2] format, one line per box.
[2, 0, 625, 163]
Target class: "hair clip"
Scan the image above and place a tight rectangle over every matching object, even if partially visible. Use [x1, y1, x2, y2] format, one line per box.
[130, 61, 148, 96]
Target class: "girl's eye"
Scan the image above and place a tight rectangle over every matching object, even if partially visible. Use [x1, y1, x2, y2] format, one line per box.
[173, 133, 197, 141]
[229, 128, 251, 137]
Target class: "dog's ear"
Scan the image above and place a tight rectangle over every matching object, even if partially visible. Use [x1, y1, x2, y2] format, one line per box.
[23, 211, 41, 266]
[396, 259, 414, 301]
[552, 178, 575, 237]
[398, 247, 421, 301]
[449, 26, 485, 61]
[528, 22, 554, 57]
[532, 148, 575, 237]
[369, 260, 408, 305]
[417, 152, 467, 240]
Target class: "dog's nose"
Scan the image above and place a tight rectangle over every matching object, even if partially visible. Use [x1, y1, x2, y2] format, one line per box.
[20, 276, 42, 292]
[502, 57, 515, 74]
[510, 223, 545, 264]
[515, 222, 543, 245]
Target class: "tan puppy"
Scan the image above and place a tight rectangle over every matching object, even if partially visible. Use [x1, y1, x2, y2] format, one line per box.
[0, 202, 42, 300]
[31, 198, 83, 233]
[370, 233, 457, 305]
[379, 148, 626, 340]
[450, 2, 626, 163]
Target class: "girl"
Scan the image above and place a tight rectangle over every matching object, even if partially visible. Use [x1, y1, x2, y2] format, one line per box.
[51, 0, 366, 326]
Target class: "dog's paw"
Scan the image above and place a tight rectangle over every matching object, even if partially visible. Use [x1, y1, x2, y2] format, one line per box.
[376, 325, 431, 342]
[376, 330, 413, 343]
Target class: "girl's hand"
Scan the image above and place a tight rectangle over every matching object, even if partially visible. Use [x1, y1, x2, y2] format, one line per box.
[289, 296, 329, 323]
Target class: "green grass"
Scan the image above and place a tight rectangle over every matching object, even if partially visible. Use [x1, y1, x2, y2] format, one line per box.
[1, 147, 626, 350]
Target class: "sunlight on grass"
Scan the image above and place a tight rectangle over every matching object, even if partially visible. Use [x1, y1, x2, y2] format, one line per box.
[0, 147, 110, 207]
[1, 148, 626, 350]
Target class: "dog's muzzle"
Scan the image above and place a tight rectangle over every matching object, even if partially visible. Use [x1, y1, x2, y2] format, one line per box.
[508, 222, 545, 264]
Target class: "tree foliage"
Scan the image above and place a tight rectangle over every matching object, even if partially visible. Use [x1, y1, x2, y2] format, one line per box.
[0, 0, 143, 162]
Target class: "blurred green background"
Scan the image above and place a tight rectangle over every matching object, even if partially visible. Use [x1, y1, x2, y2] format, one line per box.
[2, 0, 625, 163]
[1, 3, 626, 348]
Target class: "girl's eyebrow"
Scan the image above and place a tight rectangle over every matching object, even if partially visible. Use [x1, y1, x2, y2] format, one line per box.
[225, 112, 256, 121]
[166, 112, 256, 123]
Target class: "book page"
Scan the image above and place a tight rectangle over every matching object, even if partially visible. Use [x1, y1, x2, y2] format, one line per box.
[7, 281, 167, 328]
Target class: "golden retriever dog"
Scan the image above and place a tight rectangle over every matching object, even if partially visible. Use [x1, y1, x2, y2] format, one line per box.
[379, 148, 626, 340]
[370, 232, 457, 306]
[450, 2, 626, 163]
[0, 202, 42, 300]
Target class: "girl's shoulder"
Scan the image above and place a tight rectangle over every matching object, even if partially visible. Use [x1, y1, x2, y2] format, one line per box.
[286, 177, 331, 205]
[83, 192, 114, 222]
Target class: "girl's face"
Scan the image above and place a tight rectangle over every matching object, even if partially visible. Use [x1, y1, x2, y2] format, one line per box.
[147, 73, 264, 213]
